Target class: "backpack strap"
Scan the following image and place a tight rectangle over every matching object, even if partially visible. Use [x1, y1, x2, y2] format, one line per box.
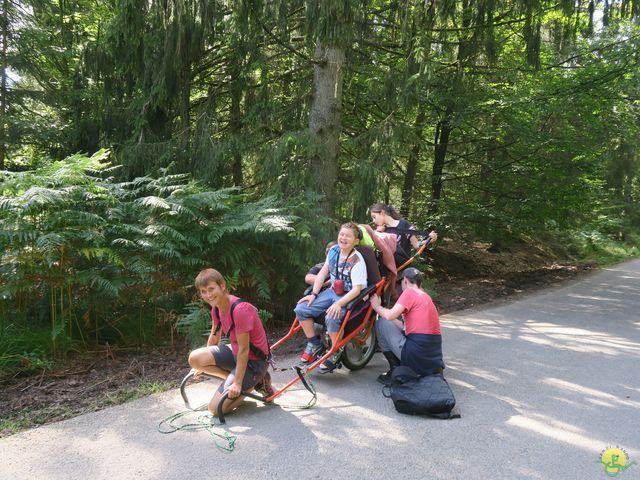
[390, 365, 421, 385]
[213, 311, 223, 335]
[213, 298, 270, 361]
[384, 226, 434, 237]
[427, 410, 461, 419]
[213, 298, 243, 337]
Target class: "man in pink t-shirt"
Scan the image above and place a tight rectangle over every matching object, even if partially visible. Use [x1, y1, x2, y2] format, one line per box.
[370, 268, 444, 385]
[187, 268, 272, 416]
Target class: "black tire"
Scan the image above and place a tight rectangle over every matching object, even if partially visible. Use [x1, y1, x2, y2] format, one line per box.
[341, 319, 378, 371]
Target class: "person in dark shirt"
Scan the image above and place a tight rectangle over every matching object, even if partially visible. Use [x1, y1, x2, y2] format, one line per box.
[369, 203, 437, 264]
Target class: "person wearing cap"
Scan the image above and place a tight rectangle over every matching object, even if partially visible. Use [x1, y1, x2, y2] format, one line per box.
[369, 267, 444, 385]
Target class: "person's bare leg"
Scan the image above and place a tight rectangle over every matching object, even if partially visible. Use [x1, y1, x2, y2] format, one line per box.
[209, 390, 245, 416]
[298, 318, 316, 339]
[188, 347, 228, 379]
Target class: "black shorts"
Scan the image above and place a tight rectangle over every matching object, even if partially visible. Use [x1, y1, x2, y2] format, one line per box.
[209, 344, 269, 394]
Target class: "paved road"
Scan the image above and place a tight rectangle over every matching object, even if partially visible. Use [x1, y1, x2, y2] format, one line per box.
[2, 260, 640, 480]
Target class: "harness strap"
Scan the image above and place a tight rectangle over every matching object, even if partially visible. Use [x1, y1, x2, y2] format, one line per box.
[384, 226, 434, 238]
[329, 246, 356, 293]
[294, 365, 317, 402]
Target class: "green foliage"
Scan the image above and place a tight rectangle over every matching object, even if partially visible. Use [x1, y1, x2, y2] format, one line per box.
[0, 152, 309, 370]
[175, 301, 210, 348]
[104, 381, 176, 404]
[0, 418, 32, 437]
[257, 309, 273, 325]
[571, 218, 640, 265]
[3, 0, 640, 373]
[306, 0, 356, 47]
[6, 0, 639, 243]
[0, 323, 54, 376]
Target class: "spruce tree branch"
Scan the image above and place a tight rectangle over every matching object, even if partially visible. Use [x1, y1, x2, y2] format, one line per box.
[462, 181, 524, 200]
[258, 21, 312, 64]
[466, 33, 640, 75]
[542, 63, 633, 98]
[440, 141, 521, 167]
[437, 168, 525, 202]
[357, 39, 404, 57]
[542, 32, 640, 69]
[432, 4, 560, 32]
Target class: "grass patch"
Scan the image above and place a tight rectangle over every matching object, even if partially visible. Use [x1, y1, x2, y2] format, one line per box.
[99, 380, 177, 407]
[574, 230, 640, 266]
[30, 405, 77, 425]
[0, 379, 178, 438]
[0, 405, 77, 437]
[0, 418, 31, 436]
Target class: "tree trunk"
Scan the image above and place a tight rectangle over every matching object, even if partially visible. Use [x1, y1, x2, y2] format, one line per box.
[431, 113, 453, 212]
[230, 58, 243, 186]
[0, 0, 8, 169]
[623, 174, 633, 218]
[401, 110, 427, 218]
[308, 43, 345, 217]
[175, 1, 191, 155]
[179, 66, 190, 150]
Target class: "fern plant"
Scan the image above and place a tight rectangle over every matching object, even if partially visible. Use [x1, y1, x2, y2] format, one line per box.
[1, 151, 307, 370]
[175, 301, 211, 348]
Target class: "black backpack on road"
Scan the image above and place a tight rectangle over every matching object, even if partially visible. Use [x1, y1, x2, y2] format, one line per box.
[383, 366, 460, 419]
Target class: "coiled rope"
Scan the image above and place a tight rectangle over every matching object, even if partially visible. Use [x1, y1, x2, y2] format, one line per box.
[159, 366, 317, 452]
[157, 404, 237, 452]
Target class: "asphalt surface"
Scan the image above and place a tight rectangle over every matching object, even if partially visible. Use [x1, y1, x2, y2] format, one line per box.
[2, 260, 640, 480]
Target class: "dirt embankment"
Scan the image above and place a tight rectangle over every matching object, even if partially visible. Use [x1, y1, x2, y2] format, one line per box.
[428, 239, 591, 313]
[0, 240, 593, 437]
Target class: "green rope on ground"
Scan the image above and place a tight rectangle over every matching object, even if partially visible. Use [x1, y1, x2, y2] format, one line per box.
[167, 365, 317, 446]
[158, 405, 237, 452]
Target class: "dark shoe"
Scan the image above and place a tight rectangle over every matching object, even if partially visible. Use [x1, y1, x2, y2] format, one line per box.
[382, 351, 401, 369]
[378, 351, 400, 386]
[319, 350, 343, 374]
[254, 372, 275, 400]
[377, 370, 393, 386]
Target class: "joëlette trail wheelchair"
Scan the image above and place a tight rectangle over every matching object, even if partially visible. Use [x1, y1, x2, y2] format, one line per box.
[179, 240, 432, 423]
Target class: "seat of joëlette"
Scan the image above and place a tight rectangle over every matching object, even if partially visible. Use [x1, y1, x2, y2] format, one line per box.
[355, 245, 382, 288]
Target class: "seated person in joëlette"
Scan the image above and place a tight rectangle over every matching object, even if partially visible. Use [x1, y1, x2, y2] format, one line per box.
[294, 222, 368, 373]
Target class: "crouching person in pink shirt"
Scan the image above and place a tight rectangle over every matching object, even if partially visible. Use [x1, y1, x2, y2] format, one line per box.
[188, 268, 273, 416]
[370, 267, 444, 386]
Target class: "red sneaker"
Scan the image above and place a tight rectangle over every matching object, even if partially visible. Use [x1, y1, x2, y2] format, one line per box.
[300, 341, 325, 364]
